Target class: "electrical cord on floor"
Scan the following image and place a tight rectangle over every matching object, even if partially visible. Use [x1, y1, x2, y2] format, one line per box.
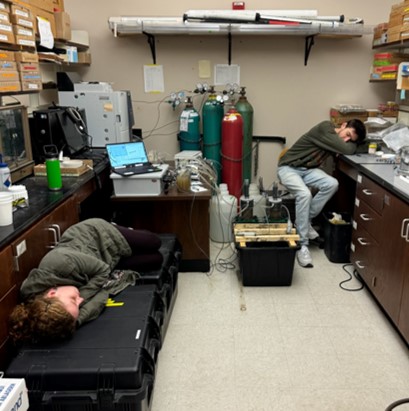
[385, 397, 409, 410]
[339, 263, 364, 291]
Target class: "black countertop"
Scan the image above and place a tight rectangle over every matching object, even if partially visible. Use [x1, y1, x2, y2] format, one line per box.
[340, 153, 409, 204]
[0, 150, 110, 249]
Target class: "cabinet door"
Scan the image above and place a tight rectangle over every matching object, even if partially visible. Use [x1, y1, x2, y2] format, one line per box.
[379, 193, 409, 326]
[398, 248, 409, 341]
[351, 225, 380, 289]
[11, 197, 78, 286]
[0, 246, 14, 299]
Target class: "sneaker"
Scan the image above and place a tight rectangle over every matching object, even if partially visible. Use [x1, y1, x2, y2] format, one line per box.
[307, 224, 320, 240]
[297, 245, 313, 268]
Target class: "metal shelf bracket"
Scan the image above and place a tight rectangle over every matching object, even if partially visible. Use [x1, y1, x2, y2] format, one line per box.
[304, 35, 315, 66]
[143, 31, 156, 64]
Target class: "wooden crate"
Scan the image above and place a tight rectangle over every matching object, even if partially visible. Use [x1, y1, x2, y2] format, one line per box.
[233, 223, 300, 248]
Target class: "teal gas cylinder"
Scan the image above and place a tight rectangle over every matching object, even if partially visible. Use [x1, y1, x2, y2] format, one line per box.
[235, 87, 254, 182]
[202, 86, 224, 183]
[178, 96, 201, 151]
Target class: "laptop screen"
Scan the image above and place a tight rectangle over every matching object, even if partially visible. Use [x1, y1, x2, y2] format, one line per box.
[106, 141, 149, 168]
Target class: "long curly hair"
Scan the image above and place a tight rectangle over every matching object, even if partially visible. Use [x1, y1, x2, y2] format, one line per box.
[9, 295, 77, 345]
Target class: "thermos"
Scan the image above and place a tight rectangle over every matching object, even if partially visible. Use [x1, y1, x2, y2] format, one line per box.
[44, 145, 62, 191]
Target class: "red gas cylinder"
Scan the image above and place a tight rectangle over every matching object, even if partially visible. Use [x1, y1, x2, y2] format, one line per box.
[221, 107, 243, 200]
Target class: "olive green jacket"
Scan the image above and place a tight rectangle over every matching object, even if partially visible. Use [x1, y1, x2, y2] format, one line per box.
[20, 218, 137, 325]
[278, 121, 358, 169]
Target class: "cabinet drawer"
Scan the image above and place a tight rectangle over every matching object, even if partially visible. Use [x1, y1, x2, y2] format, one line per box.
[350, 226, 379, 283]
[353, 198, 383, 240]
[0, 246, 14, 299]
[356, 174, 385, 214]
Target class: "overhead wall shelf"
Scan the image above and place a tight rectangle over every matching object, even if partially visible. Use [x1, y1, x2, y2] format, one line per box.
[108, 16, 373, 66]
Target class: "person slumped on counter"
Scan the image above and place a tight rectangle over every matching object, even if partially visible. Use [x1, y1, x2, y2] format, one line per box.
[277, 119, 366, 268]
[9, 218, 163, 345]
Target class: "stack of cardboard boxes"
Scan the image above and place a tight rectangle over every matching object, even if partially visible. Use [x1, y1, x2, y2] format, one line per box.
[0, 0, 91, 94]
[372, 2, 409, 46]
[370, 52, 409, 80]
[330, 106, 368, 127]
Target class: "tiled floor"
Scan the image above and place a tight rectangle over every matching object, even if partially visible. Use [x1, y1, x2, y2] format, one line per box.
[151, 242, 409, 411]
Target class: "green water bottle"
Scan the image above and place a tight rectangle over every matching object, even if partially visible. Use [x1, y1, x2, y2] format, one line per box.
[44, 145, 62, 191]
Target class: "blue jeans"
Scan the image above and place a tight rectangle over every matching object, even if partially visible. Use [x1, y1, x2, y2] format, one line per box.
[277, 166, 339, 246]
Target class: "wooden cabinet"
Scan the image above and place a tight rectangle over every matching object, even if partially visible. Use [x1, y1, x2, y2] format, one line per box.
[0, 196, 78, 370]
[351, 173, 409, 332]
[11, 197, 78, 286]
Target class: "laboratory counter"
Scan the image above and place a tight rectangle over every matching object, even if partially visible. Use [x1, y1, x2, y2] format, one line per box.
[338, 153, 409, 204]
[0, 151, 111, 249]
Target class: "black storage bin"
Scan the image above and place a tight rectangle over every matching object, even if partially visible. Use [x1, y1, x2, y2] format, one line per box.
[236, 241, 298, 286]
[323, 212, 352, 263]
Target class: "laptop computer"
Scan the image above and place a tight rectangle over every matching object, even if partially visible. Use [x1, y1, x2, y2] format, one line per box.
[106, 141, 160, 176]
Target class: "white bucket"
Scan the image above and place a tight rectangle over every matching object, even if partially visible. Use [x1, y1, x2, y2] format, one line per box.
[210, 193, 238, 243]
[0, 192, 13, 226]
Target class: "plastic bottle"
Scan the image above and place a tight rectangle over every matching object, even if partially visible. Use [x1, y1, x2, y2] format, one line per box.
[249, 183, 266, 220]
[210, 184, 238, 243]
[0, 154, 11, 191]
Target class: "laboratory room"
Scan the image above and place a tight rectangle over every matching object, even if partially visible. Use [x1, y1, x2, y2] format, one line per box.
[1, 0, 409, 410]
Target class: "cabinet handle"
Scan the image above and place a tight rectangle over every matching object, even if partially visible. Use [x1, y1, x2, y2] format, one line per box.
[357, 237, 370, 245]
[50, 224, 61, 241]
[372, 277, 377, 287]
[46, 227, 59, 249]
[362, 189, 374, 196]
[359, 213, 372, 221]
[401, 218, 409, 242]
[355, 260, 365, 269]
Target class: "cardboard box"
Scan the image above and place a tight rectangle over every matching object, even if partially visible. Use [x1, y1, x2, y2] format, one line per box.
[14, 50, 38, 62]
[0, 70, 19, 81]
[15, 34, 35, 47]
[10, 14, 34, 28]
[54, 10, 70, 40]
[10, 4, 31, 19]
[0, 60, 17, 70]
[21, 79, 42, 91]
[0, 378, 29, 411]
[19, 70, 40, 80]
[0, 80, 20, 92]
[71, 29, 89, 47]
[0, 1, 10, 12]
[78, 51, 91, 64]
[0, 22, 13, 34]
[53, 0, 64, 11]
[17, 61, 38, 71]
[0, 11, 9, 23]
[13, 24, 34, 37]
[30, 4, 56, 36]
[0, 50, 15, 61]
[30, 0, 54, 12]
[0, 31, 15, 44]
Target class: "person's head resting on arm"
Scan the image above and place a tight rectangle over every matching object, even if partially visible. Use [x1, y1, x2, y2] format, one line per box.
[336, 119, 366, 143]
[9, 285, 84, 345]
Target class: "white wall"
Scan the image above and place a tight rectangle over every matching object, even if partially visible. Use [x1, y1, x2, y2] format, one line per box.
[64, 0, 396, 188]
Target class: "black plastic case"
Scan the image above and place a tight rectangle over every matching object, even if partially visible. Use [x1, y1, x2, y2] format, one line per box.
[6, 285, 163, 411]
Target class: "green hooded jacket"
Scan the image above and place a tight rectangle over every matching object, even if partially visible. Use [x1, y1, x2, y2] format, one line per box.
[20, 218, 137, 325]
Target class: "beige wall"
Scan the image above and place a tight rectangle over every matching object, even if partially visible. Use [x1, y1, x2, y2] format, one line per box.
[63, 0, 396, 188]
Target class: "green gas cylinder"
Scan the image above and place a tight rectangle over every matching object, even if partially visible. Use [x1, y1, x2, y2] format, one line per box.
[178, 96, 201, 151]
[235, 87, 254, 182]
[202, 86, 224, 183]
